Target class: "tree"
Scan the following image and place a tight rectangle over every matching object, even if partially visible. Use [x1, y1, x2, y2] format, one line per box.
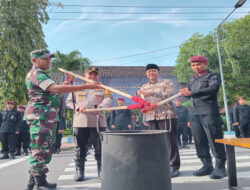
[51, 50, 91, 73]
[174, 15, 250, 106]
[0, 0, 49, 108]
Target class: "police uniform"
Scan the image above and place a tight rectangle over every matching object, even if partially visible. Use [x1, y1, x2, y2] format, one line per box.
[187, 55, 226, 179]
[111, 98, 132, 130]
[66, 67, 112, 181]
[15, 106, 30, 156]
[175, 104, 189, 148]
[0, 101, 21, 159]
[233, 100, 250, 137]
[230, 105, 240, 138]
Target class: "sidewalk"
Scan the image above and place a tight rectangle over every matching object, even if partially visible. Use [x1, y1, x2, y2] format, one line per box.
[61, 137, 75, 150]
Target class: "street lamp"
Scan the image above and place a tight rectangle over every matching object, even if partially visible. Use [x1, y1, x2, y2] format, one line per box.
[216, 0, 247, 132]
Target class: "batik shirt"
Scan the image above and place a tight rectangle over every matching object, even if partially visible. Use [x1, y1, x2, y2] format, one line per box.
[140, 78, 177, 121]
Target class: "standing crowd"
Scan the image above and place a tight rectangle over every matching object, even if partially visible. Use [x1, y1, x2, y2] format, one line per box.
[0, 49, 249, 190]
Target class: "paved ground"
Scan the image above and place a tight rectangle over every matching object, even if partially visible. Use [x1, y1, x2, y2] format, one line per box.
[0, 142, 250, 190]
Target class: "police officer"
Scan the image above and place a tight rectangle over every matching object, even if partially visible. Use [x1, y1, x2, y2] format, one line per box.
[15, 105, 30, 156]
[25, 49, 102, 190]
[66, 67, 112, 182]
[230, 103, 240, 138]
[175, 98, 190, 149]
[180, 55, 227, 179]
[111, 98, 132, 130]
[0, 101, 21, 159]
[233, 97, 250, 137]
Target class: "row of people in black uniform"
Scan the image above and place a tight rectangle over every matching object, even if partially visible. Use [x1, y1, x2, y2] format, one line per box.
[0, 101, 66, 159]
[0, 102, 29, 159]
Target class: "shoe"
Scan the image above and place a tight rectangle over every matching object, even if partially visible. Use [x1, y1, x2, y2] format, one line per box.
[209, 159, 227, 179]
[25, 175, 35, 190]
[15, 151, 21, 156]
[9, 153, 15, 159]
[34, 174, 57, 190]
[209, 168, 227, 179]
[182, 144, 190, 149]
[193, 158, 214, 176]
[0, 152, 9, 159]
[170, 167, 180, 178]
[74, 160, 85, 182]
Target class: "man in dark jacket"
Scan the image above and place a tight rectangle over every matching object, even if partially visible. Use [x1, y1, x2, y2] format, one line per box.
[0, 101, 21, 159]
[15, 105, 30, 156]
[175, 98, 190, 149]
[233, 97, 250, 137]
[180, 55, 227, 180]
[111, 98, 132, 130]
[230, 103, 240, 138]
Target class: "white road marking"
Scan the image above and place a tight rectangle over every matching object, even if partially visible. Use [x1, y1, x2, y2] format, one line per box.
[58, 182, 101, 188]
[0, 156, 29, 170]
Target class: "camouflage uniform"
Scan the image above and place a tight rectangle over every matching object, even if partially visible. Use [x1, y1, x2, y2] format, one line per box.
[25, 66, 60, 176]
[140, 78, 180, 172]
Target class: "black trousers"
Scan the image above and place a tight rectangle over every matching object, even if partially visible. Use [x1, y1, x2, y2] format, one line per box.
[239, 123, 250, 138]
[147, 119, 180, 170]
[55, 132, 63, 150]
[191, 114, 226, 160]
[233, 125, 241, 138]
[187, 127, 193, 143]
[15, 131, 30, 152]
[73, 127, 105, 161]
[1, 133, 16, 154]
[176, 123, 188, 145]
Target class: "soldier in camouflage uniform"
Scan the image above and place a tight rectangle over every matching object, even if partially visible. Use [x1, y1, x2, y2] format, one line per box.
[24, 49, 103, 190]
[137, 63, 180, 178]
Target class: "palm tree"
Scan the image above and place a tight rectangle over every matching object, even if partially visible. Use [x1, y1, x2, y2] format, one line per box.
[51, 50, 91, 73]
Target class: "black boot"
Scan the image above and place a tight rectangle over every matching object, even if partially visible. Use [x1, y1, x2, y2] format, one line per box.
[25, 175, 35, 190]
[34, 174, 57, 190]
[9, 153, 15, 159]
[15, 150, 21, 156]
[0, 152, 9, 159]
[23, 149, 29, 156]
[209, 159, 227, 179]
[182, 142, 190, 149]
[74, 159, 85, 181]
[193, 158, 214, 176]
[97, 160, 102, 179]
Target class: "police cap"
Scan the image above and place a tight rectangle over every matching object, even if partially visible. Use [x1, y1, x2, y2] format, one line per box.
[86, 67, 99, 74]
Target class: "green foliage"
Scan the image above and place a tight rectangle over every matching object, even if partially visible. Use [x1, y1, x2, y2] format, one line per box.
[0, 0, 49, 109]
[174, 15, 250, 106]
[51, 50, 91, 73]
[63, 127, 73, 137]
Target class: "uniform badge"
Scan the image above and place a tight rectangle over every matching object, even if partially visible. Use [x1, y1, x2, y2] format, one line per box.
[76, 92, 86, 101]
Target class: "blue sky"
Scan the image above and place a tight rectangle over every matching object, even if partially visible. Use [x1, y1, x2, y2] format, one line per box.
[43, 0, 250, 67]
